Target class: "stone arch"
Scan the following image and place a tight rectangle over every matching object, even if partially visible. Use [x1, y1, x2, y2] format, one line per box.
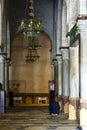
[9, 31, 54, 104]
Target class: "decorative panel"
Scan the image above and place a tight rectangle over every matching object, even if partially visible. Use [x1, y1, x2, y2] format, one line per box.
[9, 80, 26, 93]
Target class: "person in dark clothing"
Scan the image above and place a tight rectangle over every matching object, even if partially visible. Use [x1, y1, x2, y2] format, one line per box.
[49, 98, 60, 115]
[49, 80, 55, 104]
[0, 82, 2, 90]
[76, 126, 83, 130]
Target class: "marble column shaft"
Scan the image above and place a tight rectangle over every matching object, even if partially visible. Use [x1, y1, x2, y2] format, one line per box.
[0, 1, 2, 46]
[70, 47, 79, 98]
[67, 0, 79, 31]
[5, 61, 9, 93]
[78, 20, 87, 127]
[57, 56, 63, 112]
[62, 0, 68, 47]
[67, 0, 79, 120]
[79, 0, 87, 14]
[0, 0, 5, 46]
[4, 60, 9, 107]
[0, 55, 5, 89]
[57, 56, 62, 96]
[53, 59, 58, 96]
[62, 49, 69, 96]
[61, 48, 69, 114]
[78, 20, 87, 99]
[69, 46, 79, 120]
[57, 0, 62, 53]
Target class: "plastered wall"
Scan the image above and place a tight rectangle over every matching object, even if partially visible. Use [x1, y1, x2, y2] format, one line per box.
[9, 32, 54, 94]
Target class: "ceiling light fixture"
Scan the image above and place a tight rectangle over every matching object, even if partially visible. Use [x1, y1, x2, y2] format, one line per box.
[19, 0, 42, 39]
[18, 0, 42, 62]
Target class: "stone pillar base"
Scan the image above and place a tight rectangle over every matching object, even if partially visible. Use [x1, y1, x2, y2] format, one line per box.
[63, 96, 69, 114]
[80, 99, 87, 126]
[69, 97, 80, 120]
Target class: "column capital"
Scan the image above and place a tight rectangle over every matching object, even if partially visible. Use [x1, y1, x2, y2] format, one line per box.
[77, 15, 87, 21]
[52, 58, 57, 66]
[60, 47, 69, 60]
[56, 54, 62, 64]
[0, 55, 4, 63]
[79, 0, 87, 15]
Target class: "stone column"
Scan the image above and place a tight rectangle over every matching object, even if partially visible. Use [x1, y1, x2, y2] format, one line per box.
[66, 0, 80, 120]
[0, 54, 6, 114]
[67, 0, 79, 31]
[77, 0, 87, 128]
[78, 20, 87, 128]
[79, 0, 87, 14]
[5, 60, 10, 107]
[56, 55, 63, 112]
[0, 0, 6, 86]
[0, 55, 5, 89]
[0, 0, 5, 46]
[69, 46, 79, 120]
[5, 21, 10, 93]
[53, 59, 58, 96]
[57, 0, 63, 53]
[0, 54, 6, 113]
[60, 47, 69, 114]
[62, 0, 68, 47]
[0, 0, 6, 114]
[0, 1, 2, 46]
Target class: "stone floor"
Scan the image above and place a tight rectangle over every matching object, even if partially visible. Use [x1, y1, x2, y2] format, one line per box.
[0, 106, 79, 130]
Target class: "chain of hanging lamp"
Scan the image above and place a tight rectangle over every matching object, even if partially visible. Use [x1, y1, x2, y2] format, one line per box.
[19, 0, 42, 62]
[26, 38, 40, 62]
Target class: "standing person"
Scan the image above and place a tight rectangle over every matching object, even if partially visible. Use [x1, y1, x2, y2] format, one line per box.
[49, 98, 60, 115]
[49, 80, 55, 104]
[76, 126, 83, 130]
[0, 82, 2, 90]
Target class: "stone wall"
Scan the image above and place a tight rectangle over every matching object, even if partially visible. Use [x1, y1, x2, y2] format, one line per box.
[9, 32, 54, 94]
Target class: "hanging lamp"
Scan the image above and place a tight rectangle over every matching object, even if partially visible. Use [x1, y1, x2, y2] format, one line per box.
[18, 0, 42, 62]
[19, 0, 42, 39]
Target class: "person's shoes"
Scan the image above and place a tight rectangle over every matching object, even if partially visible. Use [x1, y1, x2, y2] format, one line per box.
[51, 113, 57, 116]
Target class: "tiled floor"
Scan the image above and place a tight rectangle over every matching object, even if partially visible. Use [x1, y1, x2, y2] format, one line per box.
[0, 106, 79, 130]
